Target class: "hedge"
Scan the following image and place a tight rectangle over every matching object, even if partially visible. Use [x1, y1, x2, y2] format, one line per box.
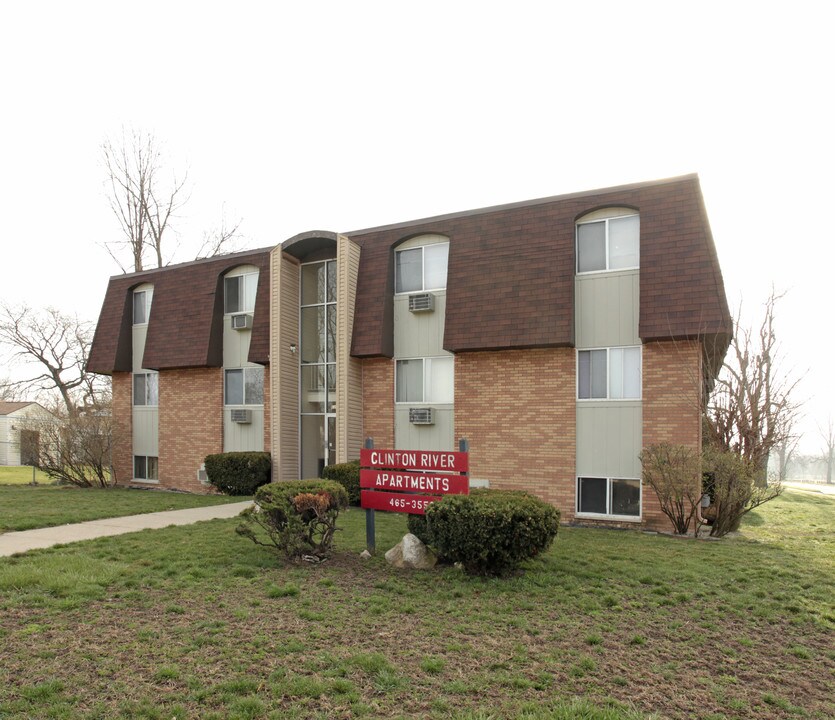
[204, 452, 271, 495]
[423, 489, 560, 575]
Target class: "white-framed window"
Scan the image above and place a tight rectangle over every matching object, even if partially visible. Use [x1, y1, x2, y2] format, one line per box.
[395, 356, 454, 403]
[577, 347, 641, 400]
[224, 271, 259, 314]
[134, 455, 159, 481]
[576, 476, 641, 519]
[133, 289, 152, 324]
[132, 372, 159, 406]
[395, 242, 450, 294]
[225, 367, 264, 405]
[576, 214, 639, 273]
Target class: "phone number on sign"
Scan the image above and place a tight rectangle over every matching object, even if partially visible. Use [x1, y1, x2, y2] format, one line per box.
[387, 496, 435, 511]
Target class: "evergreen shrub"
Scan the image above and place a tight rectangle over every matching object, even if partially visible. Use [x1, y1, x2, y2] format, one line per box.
[236, 480, 349, 560]
[204, 452, 271, 495]
[423, 489, 560, 575]
[322, 460, 361, 505]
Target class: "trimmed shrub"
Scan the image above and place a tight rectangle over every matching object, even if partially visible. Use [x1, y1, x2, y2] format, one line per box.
[424, 489, 560, 575]
[322, 460, 361, 505]
[406, 513, 432, 546]
[236, 480, 349, 560]
[204, 452, 271, 495]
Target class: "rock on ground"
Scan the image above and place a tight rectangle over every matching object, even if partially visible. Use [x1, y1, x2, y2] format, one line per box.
[385, 533, 437, 569]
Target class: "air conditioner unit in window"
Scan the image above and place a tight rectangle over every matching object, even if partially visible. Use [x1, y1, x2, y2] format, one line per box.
[231, 408, 252, 424]
[408, 293, 435, 313]
[197, 463, 209, 484]
[409, 407, 435, 425]
[231, 313, 253, 330]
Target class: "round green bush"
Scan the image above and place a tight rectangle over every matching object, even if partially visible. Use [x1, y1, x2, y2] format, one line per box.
[424, 489, 560, 575]
[204, 452, 271, 495]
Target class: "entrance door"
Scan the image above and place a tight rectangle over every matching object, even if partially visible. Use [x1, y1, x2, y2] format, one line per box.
[299, 259, 337, 478]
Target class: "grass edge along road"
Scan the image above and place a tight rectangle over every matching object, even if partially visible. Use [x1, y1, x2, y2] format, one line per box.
[0, 488, 832, 719]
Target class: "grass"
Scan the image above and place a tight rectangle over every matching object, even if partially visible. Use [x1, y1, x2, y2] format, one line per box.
[0, 466, 53, 485]
[0, 485, 247, 532]
[0, 489, 832, 718]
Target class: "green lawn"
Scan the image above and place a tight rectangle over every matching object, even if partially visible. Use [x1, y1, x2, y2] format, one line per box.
[0, 485, 248, 532]
[0, 489, 832, 719]
[0, 466, 53, 485]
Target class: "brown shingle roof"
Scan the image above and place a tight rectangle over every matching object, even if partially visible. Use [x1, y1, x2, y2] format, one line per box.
[87, 248, 272, 375]
[346, 174, 731, 362]
[0, 401, 35, 416]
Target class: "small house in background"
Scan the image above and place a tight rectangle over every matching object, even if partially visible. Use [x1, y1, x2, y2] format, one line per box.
[0, 401, 54, 466]
[87, 174, 732, 531]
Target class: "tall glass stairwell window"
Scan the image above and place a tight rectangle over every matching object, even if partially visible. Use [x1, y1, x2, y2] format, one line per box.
[299, 259, 337, 478]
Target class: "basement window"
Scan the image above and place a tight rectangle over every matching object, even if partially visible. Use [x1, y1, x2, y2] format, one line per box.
[134, 455, 159, 482]
[577, 476, 640, 519]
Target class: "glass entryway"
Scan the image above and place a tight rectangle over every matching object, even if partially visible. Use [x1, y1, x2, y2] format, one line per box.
[299, 259, 336, 478]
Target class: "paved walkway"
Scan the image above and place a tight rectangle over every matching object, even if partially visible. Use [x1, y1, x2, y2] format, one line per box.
[0, 501, 252, 557]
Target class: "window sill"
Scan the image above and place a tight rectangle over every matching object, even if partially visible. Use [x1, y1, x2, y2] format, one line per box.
[575, 512, 641, 523]
[131, 478, 159, 484]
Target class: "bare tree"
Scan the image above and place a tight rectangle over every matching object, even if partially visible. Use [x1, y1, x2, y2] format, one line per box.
[773, 435, 800, 482]
[819, 417, 835, 485]
[24, 409, 117, 488]
[705, 290, 802, 486]
[0, 304, 107, 416]
[195, 206, 243, 259]
[102, 129, 188, 272]
[0, 376, 23, 401]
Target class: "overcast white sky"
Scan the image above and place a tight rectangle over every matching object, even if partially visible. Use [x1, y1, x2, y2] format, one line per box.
[1, 1, 832, 453]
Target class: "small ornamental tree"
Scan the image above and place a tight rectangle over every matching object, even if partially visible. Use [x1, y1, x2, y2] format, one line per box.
[236, 480, 348, 560]
[640, 443, 702, 534]
[703, 447, 782, 537]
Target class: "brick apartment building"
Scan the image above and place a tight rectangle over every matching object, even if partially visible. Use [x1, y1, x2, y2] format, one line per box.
[87, 174, 731, 530]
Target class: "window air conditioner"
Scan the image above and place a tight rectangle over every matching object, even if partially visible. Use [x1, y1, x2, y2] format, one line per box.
[408, 293, 435, 313]
[409, 407, 435, 425]
[231, 409, 252, 424]
[231, 313, 253, 330]
[197, 463, 209, 484]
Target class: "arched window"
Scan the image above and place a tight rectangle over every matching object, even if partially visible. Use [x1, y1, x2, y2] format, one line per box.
[576, 208, 639, 274]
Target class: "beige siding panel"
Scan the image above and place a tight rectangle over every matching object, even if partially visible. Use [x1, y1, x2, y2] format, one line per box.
[222, 316, 254, 368]
[223, 408, 265, 452]
[336, 236, 364, 463]
[277, 253, 300, 479]
[132, 326, 148, 372]
[132, 408, 159, 456]
[575, 402, 642, 478]
[393, 292, 449, 359]
[394, 406, 454, 451]
[575, 270, 639, 348]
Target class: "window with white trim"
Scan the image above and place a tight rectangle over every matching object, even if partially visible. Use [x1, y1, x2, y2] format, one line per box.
[224, 271, 259, 314]
[133, 289, 152, 324]
[577, 347, 641, 400]
[395, 242, 450, 294]
[576, 214, 639, 273]
[134, 455, 159, 481]
[577, 476, 640, 518]
[132, 372, 159, 406]
[225, 367, 264, 405]
[395, 356, 454, 403]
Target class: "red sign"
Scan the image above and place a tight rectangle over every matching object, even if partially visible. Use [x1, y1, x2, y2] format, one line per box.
[361, 490, 442, 515]
[359, 448, 468, 473]
[360, 469, 469, 495]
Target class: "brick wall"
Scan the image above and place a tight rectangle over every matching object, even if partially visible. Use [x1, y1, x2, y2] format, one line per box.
[158, 368, 223, 492]
[454, 349, 577, 517]
[111, 372, 133, 486]
[641, 339, 703, 531]
[362, 358, 394, 449]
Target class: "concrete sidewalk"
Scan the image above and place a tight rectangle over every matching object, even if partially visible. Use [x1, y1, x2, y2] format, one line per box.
[0, 501, 252, 557]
